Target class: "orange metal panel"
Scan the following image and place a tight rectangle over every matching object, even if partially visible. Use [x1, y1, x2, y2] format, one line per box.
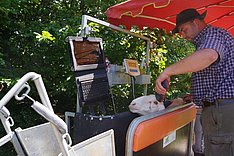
[132, 105, 196, 152]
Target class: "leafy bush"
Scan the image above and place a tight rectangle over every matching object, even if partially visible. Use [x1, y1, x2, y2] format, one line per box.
[0, 0, 195, 154]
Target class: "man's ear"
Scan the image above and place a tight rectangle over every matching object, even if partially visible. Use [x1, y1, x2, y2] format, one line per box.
[194, 18, 204, 27]
[192, 18, 199, 25]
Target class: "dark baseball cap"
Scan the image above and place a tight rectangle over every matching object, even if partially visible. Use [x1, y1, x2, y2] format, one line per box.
[172, 8, 207, 34]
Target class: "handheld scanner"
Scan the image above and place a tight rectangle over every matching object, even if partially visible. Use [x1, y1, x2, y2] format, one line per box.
[155, 80, 169, 102]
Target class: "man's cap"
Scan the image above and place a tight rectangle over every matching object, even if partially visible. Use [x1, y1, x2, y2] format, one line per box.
[172, 8, 207, 34]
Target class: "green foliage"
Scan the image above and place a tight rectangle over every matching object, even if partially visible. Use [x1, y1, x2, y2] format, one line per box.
[137, 28, 195, 98]
[87, 23, 195, 101]
[96, 26, 195, 99]
[0, 0, 195, 111]
[0, 0, 195, 154]
[0, 0, 195, 110]
[34, 31, 56, 42]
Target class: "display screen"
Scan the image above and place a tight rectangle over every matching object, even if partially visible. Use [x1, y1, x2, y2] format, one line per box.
[73, 41, 104, 65]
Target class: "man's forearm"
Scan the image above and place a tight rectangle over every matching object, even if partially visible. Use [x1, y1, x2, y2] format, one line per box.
[163, 48, 218, 76]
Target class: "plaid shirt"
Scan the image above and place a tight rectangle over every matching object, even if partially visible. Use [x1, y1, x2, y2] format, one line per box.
[191, 25, 234, 105]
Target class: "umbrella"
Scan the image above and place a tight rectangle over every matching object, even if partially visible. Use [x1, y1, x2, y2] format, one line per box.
[106, 0, 234, 36]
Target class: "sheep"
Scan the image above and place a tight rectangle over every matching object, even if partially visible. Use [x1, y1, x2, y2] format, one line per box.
[129, 95, 165, 115]
[129, 95, 185, 115]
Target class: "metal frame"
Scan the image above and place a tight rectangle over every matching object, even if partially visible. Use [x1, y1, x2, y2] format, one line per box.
[0, 72, 116, 156]
[80, 15, 151, 95]
[0, 72, 52, 111]
[67, 36, 104, 72]
[0, 72, 71, 156]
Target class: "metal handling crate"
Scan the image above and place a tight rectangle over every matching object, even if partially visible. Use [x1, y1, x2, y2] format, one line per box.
[0, 72, 115, 156]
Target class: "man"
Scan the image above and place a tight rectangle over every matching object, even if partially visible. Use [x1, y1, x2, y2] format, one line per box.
[155, 8, 234, 156]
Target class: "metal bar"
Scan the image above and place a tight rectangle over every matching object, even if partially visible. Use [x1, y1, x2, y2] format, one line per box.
[145, 41, 150, 74]
[187, 119, 195, 156]
[0, 72, 70, 156]
[143, 40, 151, 95]
[81, 15, 151, 41]
[0, 133, 13, 147]
[0, 114, 13, 134]
[34, 76, 54, 112]
[31, 101, 68, 134]
[0, 72, 40, 109]
[65, 111, 75, 133]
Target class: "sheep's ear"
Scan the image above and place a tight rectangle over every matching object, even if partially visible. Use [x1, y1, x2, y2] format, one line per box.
[153, 101, 158, 105]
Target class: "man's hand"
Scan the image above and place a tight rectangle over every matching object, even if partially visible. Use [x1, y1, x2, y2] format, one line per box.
[155, 71, 170, 95]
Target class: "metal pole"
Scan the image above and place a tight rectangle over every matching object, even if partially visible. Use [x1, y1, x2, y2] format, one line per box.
[143, 41, 151, 95]
[81, 15, 151, 41]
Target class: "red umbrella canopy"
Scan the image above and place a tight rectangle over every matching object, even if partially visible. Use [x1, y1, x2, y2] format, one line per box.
[106, 0, 234, 36]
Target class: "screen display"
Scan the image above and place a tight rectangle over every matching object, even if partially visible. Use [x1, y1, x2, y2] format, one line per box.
[73, 41, 104, 65]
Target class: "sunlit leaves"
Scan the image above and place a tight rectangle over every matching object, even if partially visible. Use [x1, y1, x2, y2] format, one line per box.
[88, 22, 100, 33]
[34, 31, 55, 42]
[0, 0, 195, 127]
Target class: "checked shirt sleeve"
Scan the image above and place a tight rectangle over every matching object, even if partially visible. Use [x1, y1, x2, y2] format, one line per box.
[197, 28, 226, 60]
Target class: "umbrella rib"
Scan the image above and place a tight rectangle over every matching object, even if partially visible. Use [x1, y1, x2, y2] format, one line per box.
[119, 0, 171, 18]
[107, 0, 234, 36]
[227, 25, 234, 31]
[219, 0, 233, 5]
[127, 14, 176, 26]
[196, 0, 234, 11]
[208, 10, 234, 25]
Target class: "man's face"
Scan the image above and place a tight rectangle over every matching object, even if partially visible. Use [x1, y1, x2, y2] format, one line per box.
[178, 20, 199, 42]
